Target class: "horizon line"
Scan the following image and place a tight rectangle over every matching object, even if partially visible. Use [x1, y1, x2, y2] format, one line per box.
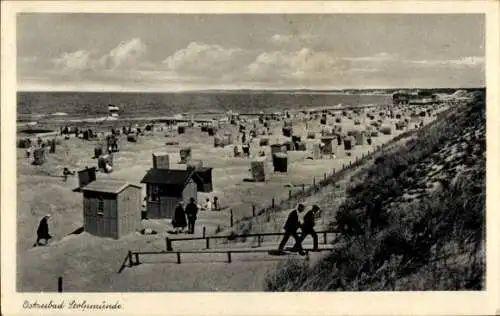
[16, 86, 485, 93]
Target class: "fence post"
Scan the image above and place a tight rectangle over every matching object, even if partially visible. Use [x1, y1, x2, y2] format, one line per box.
[166, 237, 173, 251]
[128, 250, 133, 267]
[230, 209, 234, 227]
[227, 251, 232, 263]
[206, 237, 210, 249]
[252, 205, 256, 217]
[313, 177, 316, 187]
[323, 173, 326, 182]
[135, 253, 140, 265]
[302, 184, 305, 194]
[323, 232, 327, 244]
[272, 197, 275, 208]
[289, 190, 292, 199]
[257, 235, 262, 247]
[58, 276, 63, 293]
[176, 252, 181, 264]
[202, 226, 206, 238]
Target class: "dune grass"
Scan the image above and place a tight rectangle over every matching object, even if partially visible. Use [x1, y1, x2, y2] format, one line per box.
[264, 91, 485, 291]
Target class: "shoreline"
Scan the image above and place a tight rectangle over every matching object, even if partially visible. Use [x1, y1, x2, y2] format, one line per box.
[17, 103, 390, 134]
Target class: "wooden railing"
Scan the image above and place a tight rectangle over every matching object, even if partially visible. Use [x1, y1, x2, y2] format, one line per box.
[165, 229, 339, 251]
[118, 229, 339, 272]
[119, 245, 335, 272]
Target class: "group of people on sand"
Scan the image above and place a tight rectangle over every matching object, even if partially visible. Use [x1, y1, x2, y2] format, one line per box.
[33, 198, 319, 253]
[277, 203, 321, 255]
[171, 197, 221, 234]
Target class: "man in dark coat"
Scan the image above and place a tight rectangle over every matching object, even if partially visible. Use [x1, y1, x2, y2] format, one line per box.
[277, 204, 305, 255]
[34, 214, 52, 247]
[301, 205, 319, 251]
[185, 198, 199, 234]
[172, 201, 187, 233]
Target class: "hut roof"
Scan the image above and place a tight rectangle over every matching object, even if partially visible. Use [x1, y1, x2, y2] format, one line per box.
[141, 168, 202, 187]
[193, 167, 213, 173]
[81, 179, 140, 194]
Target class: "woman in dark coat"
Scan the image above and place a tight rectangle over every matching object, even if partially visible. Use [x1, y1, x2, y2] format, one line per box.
[34, 214, 52, 246]
[172, 201, 187, 233]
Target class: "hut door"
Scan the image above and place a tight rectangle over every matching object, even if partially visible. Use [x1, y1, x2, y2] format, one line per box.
[160, 197, 176, 219]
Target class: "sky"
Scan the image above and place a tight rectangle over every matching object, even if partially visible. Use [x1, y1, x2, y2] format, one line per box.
[17, 14, 485, 91]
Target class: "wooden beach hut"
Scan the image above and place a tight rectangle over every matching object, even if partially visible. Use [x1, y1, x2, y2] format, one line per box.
[233, 145, 241, 157]
[251, 158, 267, 182]
[127, 134, 138, 142]
[81, 179, 141, 239]
[17, 138, 32, 148]
[282, 127, 293, 138]
[94, 146, 103, 159]
[140, 169, 199, 219]
[353, 131, 365, 145]
[259, 137, 269, 146]
[312, 143, 322, 159]
[152, 153, 170, 170]
[273, 153, 288, 172]
[33, 147, 46, 165]
[224, 133, 233, 145]
[295, 141, 307, 151]
[107, 135, 119, 152]
[320, 137, 335, 155]
[77, 167, 97, 190]
[192, 167, 213, 192]
[271, 143, 286, 155]
[179, 147, 192, 164]
[336, 134, 343, 146]
[207, 126, 217, 136]
[344, 137, 354, 150]
[380, 126, 393, 135]
[48, 139, 57, 153]
[214, 135, 225, 147]
[242, 143, 250, 156]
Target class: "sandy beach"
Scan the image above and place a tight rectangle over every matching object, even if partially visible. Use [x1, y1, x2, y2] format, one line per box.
[15, 100, 450, 292]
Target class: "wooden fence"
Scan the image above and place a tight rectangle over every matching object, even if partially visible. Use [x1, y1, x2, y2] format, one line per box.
[118, 229, 339, 272]
[165, 229, 339, 251]
[119, 246, 335, 272]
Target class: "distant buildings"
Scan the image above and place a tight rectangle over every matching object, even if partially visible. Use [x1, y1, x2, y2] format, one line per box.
[392, 90, 438, 106]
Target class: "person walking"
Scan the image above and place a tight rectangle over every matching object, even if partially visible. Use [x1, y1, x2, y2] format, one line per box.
[301, 205, 320, 251]
[34, 214, 52, 247]
[277, 204, 306, 255]
[185, 197, 199, 234]
[172, 201, 187, 234]
[141, 197, 148, 220]
[213, 196, 220, 211]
